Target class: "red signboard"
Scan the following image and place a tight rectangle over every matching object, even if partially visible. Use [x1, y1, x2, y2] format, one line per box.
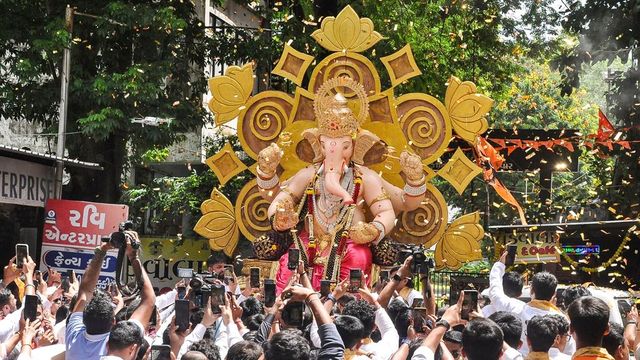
[42, 199, 129, 249]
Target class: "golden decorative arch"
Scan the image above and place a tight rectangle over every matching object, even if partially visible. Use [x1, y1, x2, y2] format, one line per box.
[198, 5, 496, 269]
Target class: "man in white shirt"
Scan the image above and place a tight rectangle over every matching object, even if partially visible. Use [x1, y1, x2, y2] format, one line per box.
[101, 320, 145, 360]
[489, 311, 524, 360]
[547, 314, 571, 360]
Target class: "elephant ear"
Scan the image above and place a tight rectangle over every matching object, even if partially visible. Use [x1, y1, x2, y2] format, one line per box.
[301, 128, 324, 163]
[353, 129, 382, 165]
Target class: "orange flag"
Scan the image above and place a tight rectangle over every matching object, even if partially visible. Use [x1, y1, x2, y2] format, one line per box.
[597, 109, 615, 141]
[483, 169, 528, 225]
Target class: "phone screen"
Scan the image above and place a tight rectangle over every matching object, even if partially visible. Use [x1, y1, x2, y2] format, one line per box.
[23, 294, 38, 322]
[175, 300, 190, 331]
[288, 248, 300, 270]
[284, 301, 304, 328]
[505, 244, 517, 267]
[250, 268, 260, 288]
[461, 290, 478, 320]
[177, 268, 193, 278]
[349, 269, 362, 293]
[177, 286, 186, 300]
[211, 284, 226, 314]
[379, 270, 390, 282]
[412, 307, 429, 333]
[61, 275, 70, 293]
[320, 280, 331, 297]
[224, 265, 234, 284]
[67, 269, 74, 283]
[264, 280, 276, 307]
[411, 298, 424, 308]
[15, 244, 28, 268]
[150, 344, 172, 360]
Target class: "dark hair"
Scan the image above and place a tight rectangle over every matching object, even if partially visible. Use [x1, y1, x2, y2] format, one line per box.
[226, 340, 263, 360]
[444, 330, 463, 344]
[488, 311, 522, 349]
[531, 272, 557, 301]
[55, 305, 69, 324]
[568, 296, 610, 347]
[207, 251, 228, 266]
[84, 290, 114, 334]
[334, 315, 365, 349]
[561, 285, 590, 310]
[189, 339, 221, 360]
[263, 329, 310, 360]
[462, 318, 504, 360]
[394, 307, 412, 339]
[240, 297, 264, 323]
[527, 316, 557, 352]
[108, 321, 144, 351]
[408, 338, 425, 359]
[547, 314, 569, 336]
[342, 300, 376, 336]
[502, 272, 523, 298]
[602, 323, 624, 357]
[337, 293, 356, 308]
[246, 313, 265, 331]
[0, 289, 12, 308]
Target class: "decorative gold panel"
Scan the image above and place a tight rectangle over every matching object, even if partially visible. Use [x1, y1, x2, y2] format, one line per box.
[397, 93, 452, 165]
[311, 5, 382, 53]
[391, 184, 448, 246]
[309, 52, 381, 97]
[438, 148, 483, 195]
[272, 44, 315, 86]
[435, 212, 484, 270]
[241, 259, 280, 281]
[194, 188, 239, 257]
[444, 76, 493, 144]
[380, 45, 422, 87]
[234, 179, 272, 241]
[208, 63, 254, 126]
[237, 91, 294, 160]
[205, 142, 247, 186]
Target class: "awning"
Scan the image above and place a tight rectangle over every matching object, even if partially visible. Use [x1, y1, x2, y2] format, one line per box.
[0, 144, 102, 170]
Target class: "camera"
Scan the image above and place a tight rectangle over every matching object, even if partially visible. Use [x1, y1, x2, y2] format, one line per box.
[105, 221, 139, 249]
[398, 246, 434, 274]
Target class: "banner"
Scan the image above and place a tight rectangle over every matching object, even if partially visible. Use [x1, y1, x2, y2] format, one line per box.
[495, 230, 560, 264]
[134, 237, 211, 292]
[40, 199, 129, 287]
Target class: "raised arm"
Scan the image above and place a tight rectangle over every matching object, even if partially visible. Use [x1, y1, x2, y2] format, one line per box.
[126, 231, 156, 329]
[73, 242, 112, 312]
[624, 305, 637, 351]
[488, 252, 524, 314]
[379, 256, 412, 309]
[413, 292, 464, 359]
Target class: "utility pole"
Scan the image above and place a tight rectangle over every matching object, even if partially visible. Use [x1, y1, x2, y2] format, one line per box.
[55, 5, 73, 199]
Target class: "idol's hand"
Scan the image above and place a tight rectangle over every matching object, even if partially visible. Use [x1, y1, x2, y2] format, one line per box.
[273, 197, 299, 231]
[349, 222, 379, 244]
[257, 143, 283, 178]
[400, 150, 424, 185]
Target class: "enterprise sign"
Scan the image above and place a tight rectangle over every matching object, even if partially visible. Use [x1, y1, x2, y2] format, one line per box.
[562, 245, 600, 256]
[0, 156, 55, 207]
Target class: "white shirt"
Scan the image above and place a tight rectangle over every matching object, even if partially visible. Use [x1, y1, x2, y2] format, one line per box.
[482, 304, 498, 318]
[549, 348, 571, 360]
[502, 345, 524, 360]
[411, 347, 435, 360]
[488, 262, 525, 314]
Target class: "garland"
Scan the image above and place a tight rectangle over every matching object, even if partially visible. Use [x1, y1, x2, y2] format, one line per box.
[559, 222, 638, 273]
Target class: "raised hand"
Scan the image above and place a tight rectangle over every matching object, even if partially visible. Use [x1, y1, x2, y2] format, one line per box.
[257, 143, 283, 177]
[273, 197, 299, 231]
[400, 151, 425, 184]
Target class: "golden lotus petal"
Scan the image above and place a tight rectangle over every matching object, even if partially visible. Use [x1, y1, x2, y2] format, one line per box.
[194, 189, 239, 257]
[311, 5, 382, 53]
[444, 76, 493, 144]
[208, 63, 254, 126]
[434, 212, 484, 270]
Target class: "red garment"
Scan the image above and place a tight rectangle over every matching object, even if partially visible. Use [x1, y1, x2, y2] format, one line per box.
[275, 230, 372, 294]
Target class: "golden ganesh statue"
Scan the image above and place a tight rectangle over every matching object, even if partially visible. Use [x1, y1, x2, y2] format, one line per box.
[195, 6, 493, 291]
[257, 77, 428, 291]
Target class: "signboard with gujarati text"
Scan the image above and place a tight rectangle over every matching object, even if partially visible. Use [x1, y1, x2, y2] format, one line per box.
[40, 199, 129, 287]
[0, 156, 55, 207]
[494, 229, 560, 264]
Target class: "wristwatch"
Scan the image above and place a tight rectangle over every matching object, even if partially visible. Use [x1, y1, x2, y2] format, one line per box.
[435, 319, 451, 331]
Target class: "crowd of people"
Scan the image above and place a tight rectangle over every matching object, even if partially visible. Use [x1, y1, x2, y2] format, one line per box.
[0, 231, 638, 360]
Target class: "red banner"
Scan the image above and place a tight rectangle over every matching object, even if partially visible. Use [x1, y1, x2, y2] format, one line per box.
[42, 199, 129, 249]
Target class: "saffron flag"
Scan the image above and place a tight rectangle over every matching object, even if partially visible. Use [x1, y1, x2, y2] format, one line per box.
[597, 109, 615, 141]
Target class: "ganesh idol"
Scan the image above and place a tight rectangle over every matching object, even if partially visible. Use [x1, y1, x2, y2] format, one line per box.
[253, 77, 429, 292]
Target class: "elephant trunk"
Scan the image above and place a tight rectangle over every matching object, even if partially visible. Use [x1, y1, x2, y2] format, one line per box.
[323, 156, 354, 205]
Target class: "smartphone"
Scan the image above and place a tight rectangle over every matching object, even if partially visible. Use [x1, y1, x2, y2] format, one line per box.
[412, 307, 428, 333]
[177, 268, 194, 278]
[505, 244, 517, 267]
[349, 269, 362, 293]
[177, 286, 186, 300]
[411, 298, 424, 308]
[250, 267, 260, 288]
[288, 248, 300, 271]
[23, 294, 38, 322]
[224, 265, 234, 284]
[379, 270, 390, 283]
[283, 301, 305, 328]
[211, 284, 226, 314]
[61, 275, 70, 293]
[15, 244, 29, 268]
[174, 299, 190, 331]
[320, 280, 331, 297]
[150, 344, 172, 360]
[264, 279, 276, 307]
[461, 290, 478, 320]
[67, 269, 75, 283]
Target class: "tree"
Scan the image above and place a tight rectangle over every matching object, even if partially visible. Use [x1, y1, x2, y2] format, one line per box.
[0, 0, 221, 202]
[555, 0, 640, 218]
